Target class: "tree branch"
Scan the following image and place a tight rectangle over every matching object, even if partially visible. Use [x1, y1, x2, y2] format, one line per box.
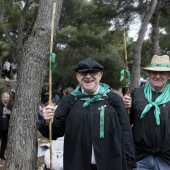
[4, 31, 16, 49]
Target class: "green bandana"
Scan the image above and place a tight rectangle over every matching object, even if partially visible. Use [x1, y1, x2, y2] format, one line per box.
[71, 83, 111, 107]
[71, 83, 111, 138]
[140, 83, 170, 125]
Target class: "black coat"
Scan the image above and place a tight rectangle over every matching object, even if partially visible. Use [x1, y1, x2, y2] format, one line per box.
[131, 87, 170, 164]
[39, 92, 136, 170]
[0, 101, 12, 131]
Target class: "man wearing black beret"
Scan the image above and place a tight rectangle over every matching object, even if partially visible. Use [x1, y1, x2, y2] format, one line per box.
[39, 58, 136, 170]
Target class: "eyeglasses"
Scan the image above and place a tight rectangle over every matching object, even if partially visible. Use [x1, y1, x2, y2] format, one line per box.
[78, 70, 100, 76]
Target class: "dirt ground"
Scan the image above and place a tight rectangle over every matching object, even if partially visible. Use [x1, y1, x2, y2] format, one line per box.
[0, 132, 48, 170]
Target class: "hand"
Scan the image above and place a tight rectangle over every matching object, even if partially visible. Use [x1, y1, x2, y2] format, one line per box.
[123, 94, 132, 109]
[43, 105, 55, 124]
[6, 109, 12, 115]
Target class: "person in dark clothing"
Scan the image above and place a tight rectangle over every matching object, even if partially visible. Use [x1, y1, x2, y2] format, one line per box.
[39, 58, 136, 170]
[123, 55, 170, 170]
[0, 92, 12, 160]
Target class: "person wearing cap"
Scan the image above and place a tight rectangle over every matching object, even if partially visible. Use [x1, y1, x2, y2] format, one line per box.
[39, 58, 136, 170]
[123, 55, 170, 170]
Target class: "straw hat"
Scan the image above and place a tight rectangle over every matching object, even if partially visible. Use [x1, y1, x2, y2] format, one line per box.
[143, 55, 170, 71]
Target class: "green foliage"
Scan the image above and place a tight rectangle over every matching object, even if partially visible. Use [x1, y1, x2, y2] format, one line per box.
[141, 40, 152, 66]
[0, 0, 38, 62]
[159, 6, 170, 55]
[0, 1, 22, 36]
[159, 33, 170, 55]
[53, 0, 134, 90]
[3, 0, 170, 91]
[0, 42, 13, 61]
[55, 28, 126, 89]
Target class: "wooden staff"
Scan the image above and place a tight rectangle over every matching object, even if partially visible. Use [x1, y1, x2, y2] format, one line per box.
[123, 33, 130, 118]
[123, 33, 128, 71]
[49, 3, 56, 170]
[123, 32, 130, 95]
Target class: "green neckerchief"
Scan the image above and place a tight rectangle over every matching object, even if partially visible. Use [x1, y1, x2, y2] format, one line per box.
[71, 83, 111, 138]
[140, 82, 170, 125]
[71, 83, 111, 107]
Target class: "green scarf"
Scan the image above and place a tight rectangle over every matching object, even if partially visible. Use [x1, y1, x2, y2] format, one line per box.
[71, 83, 111, 138]
[140, 83, 170, 125]
[71, 83, 111, 107]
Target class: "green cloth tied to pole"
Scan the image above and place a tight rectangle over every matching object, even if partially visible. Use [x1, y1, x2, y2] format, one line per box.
[140, 83, 170, 125]
[71, 83, 111, 138]
[50, 53, 56, 72]
[120, 69, 130, 87]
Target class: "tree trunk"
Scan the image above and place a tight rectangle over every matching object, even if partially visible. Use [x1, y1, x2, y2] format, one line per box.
[130, 0, 157, 91]
[151, 0, 165, 55]
[5, 0, 63, 170]
[15, 0, 31, 65]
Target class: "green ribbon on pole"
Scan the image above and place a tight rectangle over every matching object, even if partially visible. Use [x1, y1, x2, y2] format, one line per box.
[50, 53, 56, 72]
[100, 106, 105, 138]
[120, 69, 130, 87]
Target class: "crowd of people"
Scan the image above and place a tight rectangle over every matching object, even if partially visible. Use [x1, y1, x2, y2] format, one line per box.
[1, 55, 170, 170]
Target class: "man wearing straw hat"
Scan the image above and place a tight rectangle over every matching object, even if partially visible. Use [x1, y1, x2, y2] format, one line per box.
[123, 55, 170, 170]
[39, 58, 136, 170]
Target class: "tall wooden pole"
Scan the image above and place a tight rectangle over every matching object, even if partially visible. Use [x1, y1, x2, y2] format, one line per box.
[123, 33, 130, 118]
[123, 33, 128, 71]
[49, 3, 56, 170]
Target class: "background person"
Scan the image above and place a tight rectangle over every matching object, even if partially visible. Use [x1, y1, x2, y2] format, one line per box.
[123, 55, 170, 170]
[2, 60, 11, 79]
[0, 92, 12, 160]
[62, 87, 74, 96]
[10, 62, 17, 80]
[39, 58, 136, 170]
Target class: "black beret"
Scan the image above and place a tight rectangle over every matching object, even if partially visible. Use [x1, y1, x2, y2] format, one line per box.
[74, 58, 104, 72]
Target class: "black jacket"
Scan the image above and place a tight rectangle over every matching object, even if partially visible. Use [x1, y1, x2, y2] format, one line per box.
[39, 92, 136, 170]
[0, 101, 12, 131]
[131, 87, 170, 164]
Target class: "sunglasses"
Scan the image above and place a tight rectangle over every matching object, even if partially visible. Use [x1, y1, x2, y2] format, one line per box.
[78, 70, 100, 76]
